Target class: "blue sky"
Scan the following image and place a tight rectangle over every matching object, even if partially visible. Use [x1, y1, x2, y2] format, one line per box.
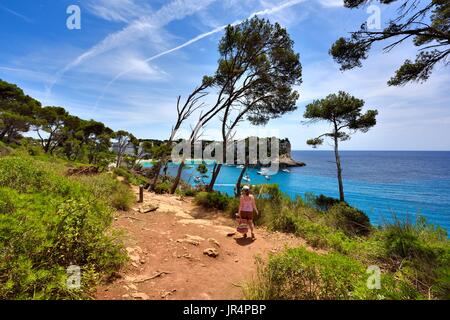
[1, 0, 449, 150]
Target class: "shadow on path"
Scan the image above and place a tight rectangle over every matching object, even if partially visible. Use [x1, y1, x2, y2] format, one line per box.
[235, 237, 254, 246]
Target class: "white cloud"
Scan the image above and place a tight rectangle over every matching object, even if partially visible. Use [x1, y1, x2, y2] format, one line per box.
[50, 0, 217, 90]
[97, 0, 310, 100]
[318, 0, 344, 8]
[86, 0, 152, 23]
[75, 51, 169, 81]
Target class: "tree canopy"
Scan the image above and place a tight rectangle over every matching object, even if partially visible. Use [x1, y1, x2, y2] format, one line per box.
[330, 0, 450, 86]
[0, 80, 41, 143]
[215, 16, 302, 126]
[0, 79, 120, 166]
[304, 91, 378, 147]
[304, 91, 378, 201]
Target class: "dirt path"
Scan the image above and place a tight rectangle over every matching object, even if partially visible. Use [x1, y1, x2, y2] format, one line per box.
[96, 186, 311, 300]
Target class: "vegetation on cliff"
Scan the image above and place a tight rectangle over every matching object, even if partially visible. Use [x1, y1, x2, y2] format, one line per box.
[195, 184, 450, 300]
[0, 148, 131, 299]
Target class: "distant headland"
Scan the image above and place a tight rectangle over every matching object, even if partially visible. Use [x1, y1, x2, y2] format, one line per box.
[134, 137, 306, 168]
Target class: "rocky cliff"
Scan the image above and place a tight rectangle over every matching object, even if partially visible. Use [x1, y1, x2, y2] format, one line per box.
[140, 137, 306, 167]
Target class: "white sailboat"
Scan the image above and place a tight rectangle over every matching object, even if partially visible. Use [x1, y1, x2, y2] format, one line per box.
[258, 168, 269, 175]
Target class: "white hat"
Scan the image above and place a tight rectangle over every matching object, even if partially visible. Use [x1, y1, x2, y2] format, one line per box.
[242, 185, 250, 190]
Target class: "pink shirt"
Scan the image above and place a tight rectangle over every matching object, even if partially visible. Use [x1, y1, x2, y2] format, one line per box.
[240, 195, 255, 212]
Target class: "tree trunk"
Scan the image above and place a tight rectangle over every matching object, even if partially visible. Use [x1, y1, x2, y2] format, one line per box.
[116, 150, 123, 168]
[170, 160, 185, 194]
[149, 161, 162, 191]
[163, 163, 168, 177]
[235, 165, 248, 198]
[207, 163, 222, 192]
[334, 136, 345, 202]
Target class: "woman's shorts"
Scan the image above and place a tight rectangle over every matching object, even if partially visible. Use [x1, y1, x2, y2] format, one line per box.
[240, 211, 254, 220]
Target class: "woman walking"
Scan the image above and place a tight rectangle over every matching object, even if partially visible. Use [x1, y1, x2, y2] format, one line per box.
[238, 185, 259, 240]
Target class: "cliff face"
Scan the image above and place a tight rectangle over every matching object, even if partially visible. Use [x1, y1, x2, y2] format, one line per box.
[280, 138, 306, 167]
[271, 138, 306, 168]
[235, 137, 305, 168]
[141, 137, 306, 167]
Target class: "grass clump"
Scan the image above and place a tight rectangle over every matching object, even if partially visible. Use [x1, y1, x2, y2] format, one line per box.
[110, 184, 135, 211]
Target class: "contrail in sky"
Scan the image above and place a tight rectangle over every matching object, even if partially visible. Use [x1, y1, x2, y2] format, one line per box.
[0, 5, 33, 23]
[93, 0, 306, 110]
[47, 0, 217, 92]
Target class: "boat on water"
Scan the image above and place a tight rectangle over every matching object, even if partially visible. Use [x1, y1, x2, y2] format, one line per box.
[282, 169, 291, 173]
[237, 165, 245, 169]
[264, 175, 271, 180]
[257, 168, 269, 175]
[194, 176, 202, 183]
[243, 175, 251, 182]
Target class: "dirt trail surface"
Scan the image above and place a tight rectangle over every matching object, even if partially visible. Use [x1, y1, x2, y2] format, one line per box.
[96, 186, 310, 300]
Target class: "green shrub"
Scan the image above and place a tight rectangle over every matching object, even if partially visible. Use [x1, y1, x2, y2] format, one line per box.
[375, 217, 450, 299]
[326, 203, 371, 237]
[0, 155, 127, 299]
[113, 167, 147, 186]
[313, 194, 341, 211]
[195, 191, 231, 210]
[253, 196, 355, 253]
[176, 186, 198, 197]
[154, 180, 172, 194]
[245, 247, 365, 300]
[111, 183, 135, 211]
[0, 156, 58, 193]
[73, 174, 135, 211]
[352, 273, 423, 300]
[252, 184, 283, 202]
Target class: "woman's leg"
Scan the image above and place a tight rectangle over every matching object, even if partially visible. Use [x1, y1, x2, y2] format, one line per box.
[242, 218, 249, 238]
[249, 220, 255, 239]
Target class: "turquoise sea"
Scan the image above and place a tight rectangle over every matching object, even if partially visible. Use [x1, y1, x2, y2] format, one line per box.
[145, 151, 450, 234]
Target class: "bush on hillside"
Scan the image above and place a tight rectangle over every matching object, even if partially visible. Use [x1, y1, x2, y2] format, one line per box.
[154, 180, 172, 194]
[306, 193, 341, 211]
[326, 203, 371, 237]
[253, 195, 355, 253]
[113, 167, 147, 186]
[0, 156, 127, 299]
[245, 247, 365, 300]
[376, 217, 450, 299]
[0, 156, 74, 195]
[251, 184, 283, 201]
[195, 191, 231, 210]
[176, 186, 198, 197]
[111, 183, 135, 211]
